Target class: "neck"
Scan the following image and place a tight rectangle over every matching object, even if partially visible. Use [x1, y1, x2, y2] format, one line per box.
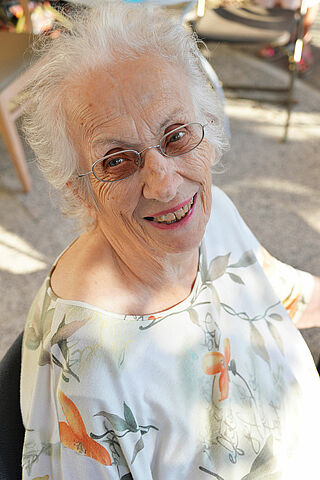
[92, 225, 199, 312]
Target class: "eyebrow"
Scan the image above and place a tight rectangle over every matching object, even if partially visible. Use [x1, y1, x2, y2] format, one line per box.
[158, 108, 186, 132]
[93, 108, 188, 150]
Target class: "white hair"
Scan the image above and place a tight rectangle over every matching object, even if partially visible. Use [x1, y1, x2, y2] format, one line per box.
[23, 0, 228, 229]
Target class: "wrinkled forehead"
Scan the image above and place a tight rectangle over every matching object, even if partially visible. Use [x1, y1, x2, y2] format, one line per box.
[63, 55, 195, 143]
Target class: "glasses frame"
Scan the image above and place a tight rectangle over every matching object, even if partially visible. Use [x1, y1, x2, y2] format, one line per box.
[78, 120, 212, 183]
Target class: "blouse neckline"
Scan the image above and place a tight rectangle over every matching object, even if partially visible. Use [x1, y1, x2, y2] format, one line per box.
[46, 240, 204, 321]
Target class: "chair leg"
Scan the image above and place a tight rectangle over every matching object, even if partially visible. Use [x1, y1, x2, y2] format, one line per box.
[282, 60, 296, 142]
[282, 9, 305, 142]
[0, 100, 32, 192]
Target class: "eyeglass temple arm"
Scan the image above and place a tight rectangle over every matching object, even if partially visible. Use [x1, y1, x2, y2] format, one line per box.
[204, 119, 214, 128]
[78, 171, 92, 178]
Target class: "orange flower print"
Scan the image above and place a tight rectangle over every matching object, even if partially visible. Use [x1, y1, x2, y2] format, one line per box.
[202, 338, 231, 401]
[58, 390, 112, 466]
[148, 315, 161, 321]
[282, 293, 300, 319]
[261, 246, 302, 320]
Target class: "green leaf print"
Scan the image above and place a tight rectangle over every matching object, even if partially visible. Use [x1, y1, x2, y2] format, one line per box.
[25, 304, 55, 352]
[95, 412, 132, 432]
[266, 321, 284, 355]
[22, 442, 52, 476]
[199, 243, 209, 283]
[36, 309, 55, 365]
[198, 466, 224, 479]
[118, 347, 126, 367]
[208, 253, 231, 281]
[207, 284, 221, 317]
[188, 307, 200, 326]
[49, 315, 89, 382]
[123, 402, 138, 431]
[92, 404, 158, 467]
[38, 348, 51, 366]
[221, 301, 281, 325]
[131, 437, 144, 464]
[199, 436, 280, 480]
[51, 318, 88, 346]
[269, 313, 283, 322]
[228, 250, 257, 269]
[25, 326, 41, 350]
[58, 337, 69, 362]
[228, 273, 245, 285]
[250, 324, 270, 365]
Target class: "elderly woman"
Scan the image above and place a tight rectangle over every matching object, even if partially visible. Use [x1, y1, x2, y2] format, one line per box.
[21, 3, 319, 479]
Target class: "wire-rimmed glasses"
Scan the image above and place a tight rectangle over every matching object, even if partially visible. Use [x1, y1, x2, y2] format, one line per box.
[78, 121, 212, 183]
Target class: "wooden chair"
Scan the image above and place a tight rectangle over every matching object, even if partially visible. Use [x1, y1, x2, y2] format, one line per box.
[193, 1, 307, 141]
[0, 332, 25, 480]
[0, 31, 36, 192]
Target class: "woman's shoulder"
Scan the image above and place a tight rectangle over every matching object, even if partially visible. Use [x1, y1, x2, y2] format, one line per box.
[50, 231, 98, 302]
[206, 186, 261, 256]
[50, 230, 130, 313]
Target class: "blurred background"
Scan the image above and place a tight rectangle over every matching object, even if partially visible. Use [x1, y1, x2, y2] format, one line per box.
[0, 0, 319, 367]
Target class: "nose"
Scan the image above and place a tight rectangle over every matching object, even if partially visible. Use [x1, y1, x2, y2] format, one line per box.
[141, 148, 183, 202]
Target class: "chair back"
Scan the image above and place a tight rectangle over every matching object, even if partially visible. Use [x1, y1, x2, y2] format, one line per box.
[194, 4, 297, 45]
[0, 31, 36, 192]
[0, 32, 35, 93]
[0, 332, 25, 480]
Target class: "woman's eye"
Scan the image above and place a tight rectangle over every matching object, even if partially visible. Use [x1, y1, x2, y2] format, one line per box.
[106, 156, 124, 168]
[168, 131, 185, 143]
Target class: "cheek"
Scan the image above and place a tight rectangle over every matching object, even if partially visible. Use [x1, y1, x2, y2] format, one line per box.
[90, 175, 125, 204]
[183, 145, 213, 216]
[182, 143, 212, 186]
[90, 176, 141, 221]
[89, 177, 121, 221]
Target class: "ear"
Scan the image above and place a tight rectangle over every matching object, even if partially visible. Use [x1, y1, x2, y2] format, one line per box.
[66, 179, 98, 221]
[210, 145, 217, 166]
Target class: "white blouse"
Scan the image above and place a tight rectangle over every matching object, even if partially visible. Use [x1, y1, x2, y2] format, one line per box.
[21, 187, 320, 480]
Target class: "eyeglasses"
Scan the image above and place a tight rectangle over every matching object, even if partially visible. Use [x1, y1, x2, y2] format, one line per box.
[78, 121, 212, 183]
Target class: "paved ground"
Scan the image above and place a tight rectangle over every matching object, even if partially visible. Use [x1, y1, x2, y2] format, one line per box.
[0, 32, 319, 368]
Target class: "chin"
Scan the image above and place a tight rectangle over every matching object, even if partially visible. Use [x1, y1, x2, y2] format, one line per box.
[157, 218, 208, 254]
[167, 236, 204, 253]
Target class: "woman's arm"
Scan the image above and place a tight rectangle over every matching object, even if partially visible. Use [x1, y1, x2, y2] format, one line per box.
[260, 247, 320, 327]
[294, 275, 320, 329]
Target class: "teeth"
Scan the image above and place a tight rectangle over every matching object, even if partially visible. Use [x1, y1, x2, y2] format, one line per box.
[164, 212, 176, 222]
[175, 208, 185, 220]
[153, 196, 194, 224]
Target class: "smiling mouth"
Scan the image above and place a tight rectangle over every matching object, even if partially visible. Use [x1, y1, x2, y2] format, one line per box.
[144, 195, 195, 225]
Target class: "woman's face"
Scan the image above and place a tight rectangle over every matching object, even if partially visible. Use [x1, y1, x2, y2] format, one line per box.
[66, 56, 215, 259]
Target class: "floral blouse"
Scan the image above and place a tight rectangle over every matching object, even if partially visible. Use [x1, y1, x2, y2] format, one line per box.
[21, 187, 320, 480]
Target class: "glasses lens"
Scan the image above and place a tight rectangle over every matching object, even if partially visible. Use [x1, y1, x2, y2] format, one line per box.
[160, 123, 204, 157]
[93, 150, 140, 182]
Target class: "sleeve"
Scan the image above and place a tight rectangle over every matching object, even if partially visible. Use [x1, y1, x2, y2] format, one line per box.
[21, 289, 129, 480]
[259, 246, 315, 324]
[211, 186, 315, 325]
